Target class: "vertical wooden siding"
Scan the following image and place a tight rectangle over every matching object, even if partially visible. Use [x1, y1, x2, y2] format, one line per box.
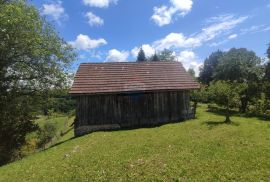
[75, 90, 190, 130]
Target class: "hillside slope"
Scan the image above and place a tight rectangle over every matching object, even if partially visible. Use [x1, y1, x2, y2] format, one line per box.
[0, 105, 269, 181]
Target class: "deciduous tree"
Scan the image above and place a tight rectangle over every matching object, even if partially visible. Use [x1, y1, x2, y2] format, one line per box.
[199, 50, 223, 85]
[214, 48, 263, 113]
[0, 0, 75, 165]
[208, 81, 247, 123]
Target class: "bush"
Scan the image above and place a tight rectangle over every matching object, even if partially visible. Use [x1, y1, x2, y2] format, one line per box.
[37, 122, 57, 149]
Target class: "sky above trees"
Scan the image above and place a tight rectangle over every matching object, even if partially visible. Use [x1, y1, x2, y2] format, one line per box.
[31, 0, 270, 74]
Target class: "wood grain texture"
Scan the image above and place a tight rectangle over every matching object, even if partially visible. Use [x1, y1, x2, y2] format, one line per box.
[74, 90, 193, 136]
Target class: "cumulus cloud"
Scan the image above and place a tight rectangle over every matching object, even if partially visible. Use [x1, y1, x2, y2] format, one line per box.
[151, 0, 193, 26]
[85, 12, 104, 26]
[131, 44, 155, 58]
[41, 1, 68, 22]
[153, 14, 247, 50]
[82, 0, 118, 8]
[106, 49, 129, 62]
[69, 34, 107, 50]
[176, 51, 202, 76]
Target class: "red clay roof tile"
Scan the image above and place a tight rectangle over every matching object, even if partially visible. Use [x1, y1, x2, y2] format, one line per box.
[70, 61, 199, 94]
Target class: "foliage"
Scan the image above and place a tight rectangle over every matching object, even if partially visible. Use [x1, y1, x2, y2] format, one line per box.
[157, 49, 176, 61]
[267, 44, 270, 59]
[137, 48, 147, 62]
[199, 50, 223, 85]
[37, 122, 57, 149]
[0, 1, 75, 165]
[0, 105, 269, 181]
[190, 85, 208, 116]
[214, 48, 262, 82]
[187, 68, 195, 78]
[190, 85, 208, 103]
[149, 52, 160, 62]
[265, 61, 270, 81]
[207, 81, 247, 122]
[214, 48, 263, 113]
[39, 89, 76, 116]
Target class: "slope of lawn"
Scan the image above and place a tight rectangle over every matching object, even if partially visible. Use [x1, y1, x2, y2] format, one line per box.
[0, 105, 269, 181]
[35, 115, 75, 144]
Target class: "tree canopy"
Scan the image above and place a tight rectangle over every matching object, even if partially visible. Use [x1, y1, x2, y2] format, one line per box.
[199, 50, 223, 85]
[150, 52, 160, 62]
[208, 81, 247, 123]
[214, 48, 261, 82]
[137, 48, 147, 62]
[157, 49, 176, 61]
[0, 0, 75, 165]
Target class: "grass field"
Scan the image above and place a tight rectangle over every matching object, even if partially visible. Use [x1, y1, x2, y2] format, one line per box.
[0, 105, 269, 181]
[35, 114, 75, 144]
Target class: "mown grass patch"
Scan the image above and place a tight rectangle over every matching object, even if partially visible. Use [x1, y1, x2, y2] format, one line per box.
[0, 105, 269, 181]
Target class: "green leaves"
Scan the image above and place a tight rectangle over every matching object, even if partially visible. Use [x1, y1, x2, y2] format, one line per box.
[0, 0, 75, 165]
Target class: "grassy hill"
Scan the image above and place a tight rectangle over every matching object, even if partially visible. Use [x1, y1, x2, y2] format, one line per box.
[0, 105, 269, 181]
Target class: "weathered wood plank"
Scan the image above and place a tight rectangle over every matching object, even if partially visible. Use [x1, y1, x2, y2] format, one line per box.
[74, 90, 191, 136]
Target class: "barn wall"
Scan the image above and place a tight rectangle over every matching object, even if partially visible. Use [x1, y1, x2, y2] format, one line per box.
[74, 90, 191, 136]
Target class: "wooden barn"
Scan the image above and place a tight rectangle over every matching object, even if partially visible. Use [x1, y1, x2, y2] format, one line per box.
[70, 61, 199, 136]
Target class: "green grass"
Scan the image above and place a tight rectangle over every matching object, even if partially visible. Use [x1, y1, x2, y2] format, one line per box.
[35, 115, 75, 144]
[0, 105, 269, 181]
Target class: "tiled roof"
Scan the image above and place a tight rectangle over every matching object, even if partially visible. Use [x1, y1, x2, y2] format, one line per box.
[70, 61, 199, 94]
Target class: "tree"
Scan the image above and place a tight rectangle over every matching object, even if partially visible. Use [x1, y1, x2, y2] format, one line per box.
[158, 49, 176, 61]
[37, 122, 57, 149]
[208, 81, 247, 123]
[267, 44, 270, 59]
[0, 1, 75, 165]
[214, 48, 263, 113]
[188, 68, 195, 78]
[265, 44, 270, 80]
[265, 61, 270, 80]
[199, 50, 223, 85]
[190, 85, 207, 117]
[137, 48, 147, 62]
[150, 52, 160, 62]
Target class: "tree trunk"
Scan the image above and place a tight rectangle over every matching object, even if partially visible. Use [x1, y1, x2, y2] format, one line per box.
[193, 101, 197, 118]
[240, 96, 248, 113]
[225, 102, 231, 123]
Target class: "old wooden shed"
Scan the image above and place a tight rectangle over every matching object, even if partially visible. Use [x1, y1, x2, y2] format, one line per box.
[70, 61, 199, 136]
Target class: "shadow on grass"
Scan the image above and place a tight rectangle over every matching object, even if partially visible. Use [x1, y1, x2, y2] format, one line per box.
[206, 106, 270, 122]
[204, 120, 240, 129]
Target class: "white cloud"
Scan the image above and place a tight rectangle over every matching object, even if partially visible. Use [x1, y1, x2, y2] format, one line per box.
[85, 12, 104, 26]
[151, 0, 193, 26]
[170, 0, 193, 14]
[82, 0, 118, 8]
[176, 50, 202, 76]
[241, 25, 270, 35]
[153, 15, 247, 50]
[41, 1, 67, 22]
[106, 49, 129, 62]
[131, 44, 155, 58]
[228, 34, 237, 39]
[69, 34, 107, 50]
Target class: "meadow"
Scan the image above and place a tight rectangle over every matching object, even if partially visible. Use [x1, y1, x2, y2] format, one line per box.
[0, 104, 269, 181]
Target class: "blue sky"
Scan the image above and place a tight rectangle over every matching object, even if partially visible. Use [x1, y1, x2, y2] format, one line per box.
[31, 0, 270, 74]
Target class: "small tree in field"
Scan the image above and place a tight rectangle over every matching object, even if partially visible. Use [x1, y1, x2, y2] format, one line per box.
[190, 85, 208, 117]
[208, 81, 247, 123]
